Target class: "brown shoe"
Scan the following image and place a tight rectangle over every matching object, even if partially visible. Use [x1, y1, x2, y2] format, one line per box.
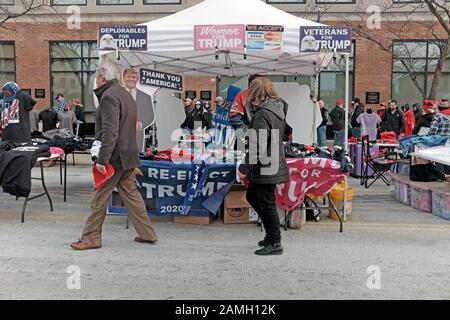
[70, 240, 101, 250]
[134, 237, 157, 244]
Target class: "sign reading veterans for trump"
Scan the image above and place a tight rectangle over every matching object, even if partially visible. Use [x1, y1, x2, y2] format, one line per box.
[246, 25, 284, 51]
[140, 68, 183, 91]
[98, 25, 147, 51]
[299, 27, 352, 53]
[194, 25, 246, 51]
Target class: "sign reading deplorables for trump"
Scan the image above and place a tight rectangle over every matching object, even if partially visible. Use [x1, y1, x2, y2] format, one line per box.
[140, 68, 183, 92]
[194, 25, 246, 51]
[98, 25, 148, 51]
[299, 27, 352, 53]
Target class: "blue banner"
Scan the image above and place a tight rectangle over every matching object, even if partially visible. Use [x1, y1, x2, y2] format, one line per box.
[98, 25, 148, 51]
[108, 161, 236, 217]
[300, 27, 352, 53]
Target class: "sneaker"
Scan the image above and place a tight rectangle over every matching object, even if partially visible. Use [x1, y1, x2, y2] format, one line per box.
[255, 243, 283, 256]
[70, 240, 101, 251]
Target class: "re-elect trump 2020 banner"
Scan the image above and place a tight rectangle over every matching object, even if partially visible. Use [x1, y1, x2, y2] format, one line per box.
[108, 161, 236, 217]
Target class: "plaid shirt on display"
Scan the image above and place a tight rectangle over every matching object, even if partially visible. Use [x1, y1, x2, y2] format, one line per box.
[429, 113, 450, 137]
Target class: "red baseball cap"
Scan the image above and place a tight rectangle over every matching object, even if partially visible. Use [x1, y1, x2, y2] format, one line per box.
[336, 99, 344, 106]
[93, 164, 115, 190]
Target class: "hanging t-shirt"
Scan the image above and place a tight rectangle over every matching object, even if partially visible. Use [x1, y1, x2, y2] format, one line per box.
[357, 112, 381, 141]
[0, 83, 35, 144]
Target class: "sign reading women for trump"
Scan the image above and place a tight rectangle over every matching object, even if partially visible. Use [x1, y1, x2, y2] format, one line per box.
[194, 25, 246, 51]
[98, 25, 147, 51]
[299, 27, 352, 53]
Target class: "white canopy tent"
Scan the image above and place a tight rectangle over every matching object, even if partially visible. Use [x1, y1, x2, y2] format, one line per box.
[98, 0, 351, 222]
[98, 0, 334, 77]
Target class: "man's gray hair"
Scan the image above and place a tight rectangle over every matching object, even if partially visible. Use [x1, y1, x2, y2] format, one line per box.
[95, 62, 121, 81]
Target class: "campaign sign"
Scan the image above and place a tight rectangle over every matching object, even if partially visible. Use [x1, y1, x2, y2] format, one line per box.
[140, 68, 183, 91]
[246, 25, 284, 51]
[98, 25, 147, 51]
[108, 161, 236, 217]
[194, 25, 246, 51]
[300, 27, 352, 53]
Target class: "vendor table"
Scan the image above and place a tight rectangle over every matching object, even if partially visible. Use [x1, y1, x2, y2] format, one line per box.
[410, 148, 450, 166]
[21, 154, 60, 223]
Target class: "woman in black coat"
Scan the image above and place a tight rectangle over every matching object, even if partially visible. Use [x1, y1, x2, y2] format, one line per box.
[238, 77, 290, 256]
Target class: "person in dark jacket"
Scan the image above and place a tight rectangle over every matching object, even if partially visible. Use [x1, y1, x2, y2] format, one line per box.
[330, 99, 346, 147]
[238, 77, 290, 256]
[72, 98, 85, 137]
[413, 102, 422, 123]
[380, 100, 405, 136]
[350, 97, 363, 139]
[180, 98, 195, 132]
[317, 100, 328, 147]
[38, 105, 58, 132]
[413, 104, 436, 135]
[71, 61, 157, 251]
[0, 82, 35, 144]
[192, 100, 211, 130]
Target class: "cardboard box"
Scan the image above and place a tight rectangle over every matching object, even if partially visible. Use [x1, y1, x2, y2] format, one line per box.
[223, 191, 251, 224]
[173, 214, 213, 225]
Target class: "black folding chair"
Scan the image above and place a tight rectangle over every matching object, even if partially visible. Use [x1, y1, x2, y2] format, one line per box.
[361, 135, 398, 188]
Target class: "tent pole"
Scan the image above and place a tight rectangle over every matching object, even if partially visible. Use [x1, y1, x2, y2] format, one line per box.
[344, 53, 350, 222]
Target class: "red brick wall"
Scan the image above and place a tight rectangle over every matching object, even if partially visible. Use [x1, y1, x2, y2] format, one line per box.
[1, 20, 446, 113]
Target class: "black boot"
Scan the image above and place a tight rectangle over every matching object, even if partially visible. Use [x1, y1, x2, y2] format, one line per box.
[255, 242, 283, 256]
[258, 235, 270, 247]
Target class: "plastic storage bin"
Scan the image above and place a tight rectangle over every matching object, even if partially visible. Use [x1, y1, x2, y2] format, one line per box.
[432, 188, 450, 220]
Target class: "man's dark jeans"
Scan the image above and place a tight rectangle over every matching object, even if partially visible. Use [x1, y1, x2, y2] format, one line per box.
[246, 182, 281, 244]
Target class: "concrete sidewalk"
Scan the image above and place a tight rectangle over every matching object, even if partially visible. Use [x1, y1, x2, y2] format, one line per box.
[1, 159, 450, 300]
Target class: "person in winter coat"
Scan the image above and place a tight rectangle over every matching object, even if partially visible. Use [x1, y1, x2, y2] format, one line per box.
[191, 100, 211, 129]
[317, 100, 328, 147]
[428, 102, 450, 137]
[402, 104, 416, 137]
[330, 99, 346, 147]
[380, 100, 405, 137]
[38, 105, 58, 132]
[412, 102, 422, 123]
[238, 77, 290, 256]
[71, 61, 157, 251]
[413, 104, 436, 135]
[350, 98, 364, 139]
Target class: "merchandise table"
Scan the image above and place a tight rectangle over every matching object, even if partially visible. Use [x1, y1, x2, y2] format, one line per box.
[410, 147, 450, 166]
[21, 154, 61, 223]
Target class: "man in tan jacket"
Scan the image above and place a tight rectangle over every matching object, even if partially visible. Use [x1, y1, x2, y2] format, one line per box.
[71, 62, 157, 250]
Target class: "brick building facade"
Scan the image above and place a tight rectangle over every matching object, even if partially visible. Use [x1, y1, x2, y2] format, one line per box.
[0, 0, 448, 116]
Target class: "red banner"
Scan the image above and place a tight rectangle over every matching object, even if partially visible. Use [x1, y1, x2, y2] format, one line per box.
[275, 158, 346, 211]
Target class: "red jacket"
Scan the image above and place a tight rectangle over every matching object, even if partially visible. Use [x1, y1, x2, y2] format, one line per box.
[404, 110, 416, 136]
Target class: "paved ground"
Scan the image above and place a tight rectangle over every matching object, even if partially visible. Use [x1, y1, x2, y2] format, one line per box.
[1, 155, 450, 300]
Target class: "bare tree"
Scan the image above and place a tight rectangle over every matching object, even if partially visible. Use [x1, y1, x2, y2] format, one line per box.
[0, 0, 57, 30]
[340, 0, 450, 100]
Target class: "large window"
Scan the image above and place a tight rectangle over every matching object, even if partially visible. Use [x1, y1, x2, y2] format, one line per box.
[50, 41, 98, 112]
[97, 0, 133, 4]
[0, 42, 16, 86]
[319, 41, 355, 112]
[392, 40, 450, 106]
[266, 0, 306, 3]
[144, 0, 182, 3]
[51, 0, 87, 5]
[316, 0, 354, 3]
